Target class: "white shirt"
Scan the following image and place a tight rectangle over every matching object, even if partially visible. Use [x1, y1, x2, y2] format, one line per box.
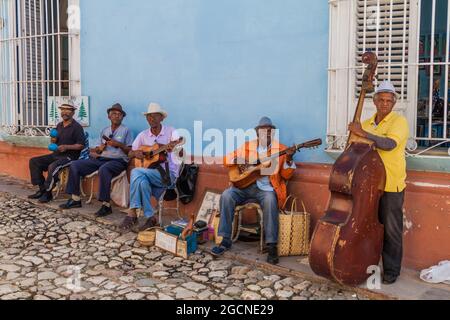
[132, 125, 181, 177]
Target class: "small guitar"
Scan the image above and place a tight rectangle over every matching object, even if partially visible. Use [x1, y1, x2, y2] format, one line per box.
[96, 134, 118, 154]
[228, 139, 322, 189]
[132, 137, 185, 169]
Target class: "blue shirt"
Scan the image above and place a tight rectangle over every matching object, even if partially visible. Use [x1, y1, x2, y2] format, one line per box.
[98, 125, 134, 162]
[256, 145, 297, 192]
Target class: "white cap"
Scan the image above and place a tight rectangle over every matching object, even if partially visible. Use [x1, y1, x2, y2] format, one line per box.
[375, 80, 398, 97]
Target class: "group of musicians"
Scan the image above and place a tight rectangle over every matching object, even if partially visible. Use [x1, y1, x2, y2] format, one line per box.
[27, 80, 408, 285]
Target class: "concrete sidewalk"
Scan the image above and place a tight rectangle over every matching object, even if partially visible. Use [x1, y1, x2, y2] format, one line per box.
[0, 173, 448, 300]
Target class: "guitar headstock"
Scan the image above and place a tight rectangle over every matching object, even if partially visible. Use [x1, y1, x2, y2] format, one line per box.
[169, 137, 185, 148]
[295, 139, 323, 151]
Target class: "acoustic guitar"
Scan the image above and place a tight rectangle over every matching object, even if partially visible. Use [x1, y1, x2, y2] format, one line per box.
[133, 137, 185, 169]
[228, 139, 322, 189]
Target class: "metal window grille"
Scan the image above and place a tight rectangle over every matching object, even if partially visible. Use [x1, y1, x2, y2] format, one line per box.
[0, 0, 79, 136]
[327, 0, 450, 156]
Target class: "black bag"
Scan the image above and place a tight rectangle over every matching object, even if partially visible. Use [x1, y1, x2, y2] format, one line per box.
[163, 164, 199, 204]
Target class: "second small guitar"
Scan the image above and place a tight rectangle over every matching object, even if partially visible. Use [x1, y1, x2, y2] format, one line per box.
[228, 139, 322, 189]
[133, 138, 185, 169]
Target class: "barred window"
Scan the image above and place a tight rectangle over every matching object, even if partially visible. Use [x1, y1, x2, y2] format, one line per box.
[0, 0, 80, 137]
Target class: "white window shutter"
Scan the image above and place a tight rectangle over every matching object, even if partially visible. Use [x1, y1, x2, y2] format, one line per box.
[355, 0, 410, 100]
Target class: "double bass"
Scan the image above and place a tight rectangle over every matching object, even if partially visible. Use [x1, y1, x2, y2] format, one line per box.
[309, 52, 386, 285]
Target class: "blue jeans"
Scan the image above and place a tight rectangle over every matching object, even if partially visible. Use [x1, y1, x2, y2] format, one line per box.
[218, 184, 279, 244]
[129, 167, 175, 218]
[65, 157, 128, 202]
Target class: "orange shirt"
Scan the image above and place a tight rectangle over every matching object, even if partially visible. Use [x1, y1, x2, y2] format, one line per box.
[224, 140, 296, 208]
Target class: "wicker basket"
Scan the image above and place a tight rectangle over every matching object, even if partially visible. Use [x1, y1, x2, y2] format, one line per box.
[278, 196, 310, 257]
[137, 227, 163, 247]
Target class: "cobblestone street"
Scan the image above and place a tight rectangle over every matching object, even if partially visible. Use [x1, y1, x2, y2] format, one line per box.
[0, 192, 371, 300]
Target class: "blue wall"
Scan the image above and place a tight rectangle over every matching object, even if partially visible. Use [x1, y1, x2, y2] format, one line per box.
[79, 0, 330, 163]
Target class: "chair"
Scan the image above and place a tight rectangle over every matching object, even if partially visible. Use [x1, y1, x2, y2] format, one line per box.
[232, 202, 265, 253]
[53, 132, 90, 199]
[154, 162, 185, 226]
[81, 170, 127, 204]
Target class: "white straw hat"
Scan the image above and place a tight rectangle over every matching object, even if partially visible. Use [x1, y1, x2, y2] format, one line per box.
[142, 102, 168, 119]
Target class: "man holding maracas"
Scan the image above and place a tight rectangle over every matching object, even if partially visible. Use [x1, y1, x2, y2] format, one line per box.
[28, 104, 85, 203]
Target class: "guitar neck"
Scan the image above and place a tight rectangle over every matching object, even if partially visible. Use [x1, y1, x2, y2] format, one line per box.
[259, 145, 300, 163]
[257, 139, 321, 163]
[143, 139, 183, 156]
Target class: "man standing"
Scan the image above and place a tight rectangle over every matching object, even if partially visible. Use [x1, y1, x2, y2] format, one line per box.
[348, 80, 409, 284]
[211, 117, 296, 265]
[60, 103, 133, 217]
[28, 104, 85, 203]
[120, 103, 182, 232]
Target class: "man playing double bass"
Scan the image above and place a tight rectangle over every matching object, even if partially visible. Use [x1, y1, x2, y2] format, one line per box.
[348, 80, 409, 285]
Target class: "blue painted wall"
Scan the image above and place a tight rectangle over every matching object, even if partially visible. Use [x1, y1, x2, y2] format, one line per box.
[79, 0, 330, 163]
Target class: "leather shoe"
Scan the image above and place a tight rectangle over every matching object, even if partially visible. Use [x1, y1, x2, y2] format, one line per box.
[267, 244, 279, 265]
[382, 274, 398, 285]
[95, 205, 112, 217]
[59, 199, 82, 209]
[28, 190, 45, 199]
[38, 191, 53, 203]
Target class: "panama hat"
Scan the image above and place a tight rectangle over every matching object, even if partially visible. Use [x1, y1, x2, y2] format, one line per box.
[142, 102, 168, 119]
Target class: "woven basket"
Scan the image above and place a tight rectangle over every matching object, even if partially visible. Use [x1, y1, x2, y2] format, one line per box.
[278, 196, 310, 257]
[137, 227, 163, 247]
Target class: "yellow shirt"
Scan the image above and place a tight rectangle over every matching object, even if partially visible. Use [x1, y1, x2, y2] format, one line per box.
[362, 112, 409, 192]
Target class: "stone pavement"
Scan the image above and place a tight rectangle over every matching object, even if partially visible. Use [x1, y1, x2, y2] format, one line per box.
[0, 174, 373, 301]
[1, 173, 448, 300]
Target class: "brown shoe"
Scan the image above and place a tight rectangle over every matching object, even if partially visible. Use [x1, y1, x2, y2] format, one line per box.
[139, 216, 159, 232]
[119, 216, 138, 232]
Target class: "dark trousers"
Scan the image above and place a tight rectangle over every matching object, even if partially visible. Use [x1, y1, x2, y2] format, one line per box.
[379, 191, 405, 277]
[29, 154, 72, 191]
[65, 157, 128, 202]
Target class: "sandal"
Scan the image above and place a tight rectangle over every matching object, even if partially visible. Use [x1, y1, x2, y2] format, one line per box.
[139, 216, 159, 232]
[119, 216, 138, 232]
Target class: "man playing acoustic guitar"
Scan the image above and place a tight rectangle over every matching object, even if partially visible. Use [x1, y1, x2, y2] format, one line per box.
[211, 117, 297, 265]
[120, 103, 182, 232]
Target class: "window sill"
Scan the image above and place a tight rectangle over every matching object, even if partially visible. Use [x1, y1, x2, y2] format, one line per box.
[325, 148, 450, 173]
[0, 135, 49, 149]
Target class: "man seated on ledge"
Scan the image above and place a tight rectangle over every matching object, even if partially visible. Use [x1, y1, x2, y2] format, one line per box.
[60, 103, 133, 217]
[28, 104, 85, 203]
[211, 117, 296, 265]
[120, 103, 182, 232]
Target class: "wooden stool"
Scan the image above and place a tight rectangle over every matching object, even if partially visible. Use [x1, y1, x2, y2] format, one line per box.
[232, 202, 265, 253]
[53, 167, 70, 199]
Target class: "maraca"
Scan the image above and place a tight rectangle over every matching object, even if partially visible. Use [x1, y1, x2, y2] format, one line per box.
[48, 143, 58, 152]
[49, 128, 58, 151]
[50, 128, 58, 143]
